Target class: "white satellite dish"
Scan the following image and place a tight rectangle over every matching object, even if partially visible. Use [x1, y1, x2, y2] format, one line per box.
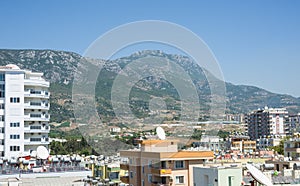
[156, 126, 166, 140]
[36, 146, 49, 159]
[246, 164, 273, 186]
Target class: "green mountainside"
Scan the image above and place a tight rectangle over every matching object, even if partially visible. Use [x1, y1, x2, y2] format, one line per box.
[0, 49, 300, 124]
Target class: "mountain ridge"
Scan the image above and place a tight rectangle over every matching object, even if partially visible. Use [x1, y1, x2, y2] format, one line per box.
[0, 49, 300, 123]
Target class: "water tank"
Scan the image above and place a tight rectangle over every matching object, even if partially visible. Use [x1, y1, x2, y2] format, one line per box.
[263, 164, 274, 170]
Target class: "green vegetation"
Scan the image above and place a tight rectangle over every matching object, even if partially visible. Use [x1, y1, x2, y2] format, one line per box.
[49, 136, 96, 155]
[269, 137, 290, 155]
[218, 130, 230, 140]
[49, 125, 82, 139]
[57, 121, 70, 128]
[191, 129, 203, 140]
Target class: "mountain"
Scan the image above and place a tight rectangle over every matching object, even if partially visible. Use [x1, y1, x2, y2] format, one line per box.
[0, 49, 300, 123]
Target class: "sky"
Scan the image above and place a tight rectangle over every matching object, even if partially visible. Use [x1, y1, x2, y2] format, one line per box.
[0, 1, 300, 96]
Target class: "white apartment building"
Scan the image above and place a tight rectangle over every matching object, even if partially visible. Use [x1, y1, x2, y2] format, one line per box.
[247, 107, 289, 140]
[0, 64, 50, 159]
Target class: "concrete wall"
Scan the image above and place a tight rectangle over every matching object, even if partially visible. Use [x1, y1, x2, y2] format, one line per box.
[193, 166, 242, 186]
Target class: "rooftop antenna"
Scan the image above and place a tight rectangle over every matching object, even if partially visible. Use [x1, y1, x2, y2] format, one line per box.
[156, 126, 166, 140]
[246, 164, 273, 186]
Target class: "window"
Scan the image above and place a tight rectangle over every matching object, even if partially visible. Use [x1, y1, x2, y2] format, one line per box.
[10, 97, 20, 103]
[142, 166, 145, 174]
[30, 138, 41, 142]
[30, 90, 41, 94]
[142, 180, 145, 186]
[175, 161, 184, 169]
[130, 171, 133, 178]
[10, 122, 20, 127]
[148, 160, 153, 168]
[0, 74, 5, 81]
[10, 146, 20, 151]
[148, 174, 152, 183]
[10, 134, 20, 139]
[228, 176, 234, 186]
[109, 172, 119, 180]
[0, 104, 4, 109]
[175, 176, 184, 184]
[30, 102, 41, 106]
[0, 84, 4, 98]
[30, 114, 41, 118]
[30, 125, 41, 130]
[0, 115, 4, 122]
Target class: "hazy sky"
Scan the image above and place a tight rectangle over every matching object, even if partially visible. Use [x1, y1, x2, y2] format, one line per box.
[1, 1, 300, 96]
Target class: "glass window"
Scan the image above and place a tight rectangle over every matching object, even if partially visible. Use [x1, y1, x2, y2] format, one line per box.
[175, 176, 184, 184]
[10, 122, 20, 127]
[10, 97, 20, 103]
[0, 84, 5, 98]
[130, 171, 133, 178]
[0, 115, 4, 122]
[0, 74, 5, 81]
[10, 146, 20, 151]
[148, 174, 152, 183]
[10, 134, 20, 139]
[175, 161, 184, 169]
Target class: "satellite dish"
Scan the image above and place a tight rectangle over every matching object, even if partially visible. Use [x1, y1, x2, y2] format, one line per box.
[156, 126, 166, 140]
[246, 164, 273, 186]
[36, 146, 49, 159]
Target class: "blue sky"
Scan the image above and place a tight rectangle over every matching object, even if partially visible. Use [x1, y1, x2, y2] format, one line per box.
[1, 1, 300, 96]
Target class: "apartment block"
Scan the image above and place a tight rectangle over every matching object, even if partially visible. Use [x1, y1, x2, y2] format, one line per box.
[120, 140, 214, 186]
[0, 64, 50, 159]
[227, 135, 256, 154]
[246, 107, 289, 140]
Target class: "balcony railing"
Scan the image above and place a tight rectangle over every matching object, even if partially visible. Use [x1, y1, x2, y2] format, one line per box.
[24, 102, 50, 110]
[151, 168, 172, 175]
[285, 148, 300, 153]
[24, 137, 49, 145]
[24, 90, 50, 98]
[24, 79, 50, 87]
[24, 126, 50, 133]
[24, 114, 50, 121]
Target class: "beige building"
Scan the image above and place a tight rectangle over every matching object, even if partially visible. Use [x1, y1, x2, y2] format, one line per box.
[229, 136, 256, 154]
[120, 140, 213, 186]
[285, 138, 300, 159]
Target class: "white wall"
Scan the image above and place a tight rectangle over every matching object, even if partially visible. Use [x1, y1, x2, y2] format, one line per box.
[4, 71, 25, 158]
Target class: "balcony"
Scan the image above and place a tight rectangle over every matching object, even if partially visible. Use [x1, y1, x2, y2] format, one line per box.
[151, 168, 172, 176]
[24, 126, 50, 133]
[24, 90, 50, 99]
[120, 163, 129, 170]
[120, 176, 129, 184]
[24, 113, 50, 121]
[24, 137, 49, 145]
[285, 148, 300, 153]
[24, 102, 50, 110]
[24, 79, 50, 87]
